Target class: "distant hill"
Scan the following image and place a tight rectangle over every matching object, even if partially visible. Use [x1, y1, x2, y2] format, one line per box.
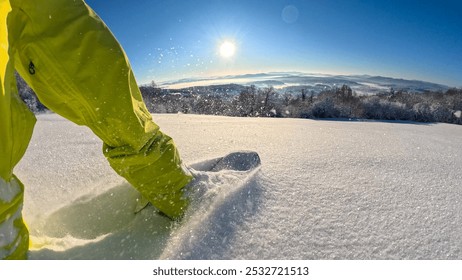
[169, 83, 247, 96]
[159, 72, 450, 95]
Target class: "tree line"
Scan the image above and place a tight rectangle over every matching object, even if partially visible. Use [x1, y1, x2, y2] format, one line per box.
[140, 83, 462, 125]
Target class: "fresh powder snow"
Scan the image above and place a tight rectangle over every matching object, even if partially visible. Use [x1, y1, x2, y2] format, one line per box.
[15, 113, 462, 259]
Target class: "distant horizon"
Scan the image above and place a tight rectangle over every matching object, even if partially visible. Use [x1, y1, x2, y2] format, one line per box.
[149, 70, 453, 90]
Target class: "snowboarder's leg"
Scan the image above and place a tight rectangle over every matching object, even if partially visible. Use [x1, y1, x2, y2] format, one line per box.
[7, 0, 192, 219]
[0, 0, 35, 260]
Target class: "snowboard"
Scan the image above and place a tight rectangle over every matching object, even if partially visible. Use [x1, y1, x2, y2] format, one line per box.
[191, 150, 261, 172]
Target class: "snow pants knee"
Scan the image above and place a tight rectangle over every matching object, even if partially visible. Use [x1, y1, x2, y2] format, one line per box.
[1, 0, 191, 259]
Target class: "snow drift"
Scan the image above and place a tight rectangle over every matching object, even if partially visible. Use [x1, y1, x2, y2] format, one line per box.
[15, 113, 462, 259]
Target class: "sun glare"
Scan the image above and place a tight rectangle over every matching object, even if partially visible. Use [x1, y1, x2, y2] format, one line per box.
[219, 41, 236, 58]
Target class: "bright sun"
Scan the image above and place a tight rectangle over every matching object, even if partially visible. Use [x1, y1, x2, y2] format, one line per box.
[219, 41, 236, 58]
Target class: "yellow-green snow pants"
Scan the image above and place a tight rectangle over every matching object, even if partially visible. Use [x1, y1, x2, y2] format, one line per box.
[1, 0, 192, 259]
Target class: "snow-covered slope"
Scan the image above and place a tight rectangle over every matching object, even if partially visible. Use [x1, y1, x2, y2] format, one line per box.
[15, 114, 462, 259]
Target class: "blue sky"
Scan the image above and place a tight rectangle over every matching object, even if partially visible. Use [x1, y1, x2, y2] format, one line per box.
[85, 0, 462, 87]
